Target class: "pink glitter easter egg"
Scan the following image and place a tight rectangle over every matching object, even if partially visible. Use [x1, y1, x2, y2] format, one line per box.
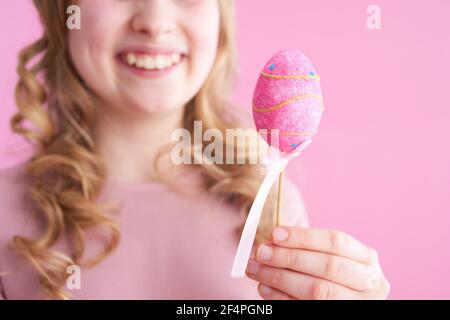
[252, 49, 324, 152]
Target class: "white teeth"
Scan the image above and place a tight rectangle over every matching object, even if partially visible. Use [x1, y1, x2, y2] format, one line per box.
[155, 55, 166, 70]
[136, 58, 145, 68]
[171, 53, 181, 64]
[124, 53, 182, 70]
[144, 56, 155, 69]
[126, 53, 137, 66]
[164, 56, 172, 68]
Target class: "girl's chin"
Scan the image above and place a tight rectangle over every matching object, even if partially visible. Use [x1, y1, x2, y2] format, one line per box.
[126, 100, 185, 116]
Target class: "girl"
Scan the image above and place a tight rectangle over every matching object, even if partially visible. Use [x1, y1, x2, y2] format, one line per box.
[0, 0, 389, 299]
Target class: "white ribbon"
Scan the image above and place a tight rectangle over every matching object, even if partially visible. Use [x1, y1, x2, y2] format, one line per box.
[230, 140, 312, 278]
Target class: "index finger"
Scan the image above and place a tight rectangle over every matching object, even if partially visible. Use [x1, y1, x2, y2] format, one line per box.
[271, 226, 378, 265]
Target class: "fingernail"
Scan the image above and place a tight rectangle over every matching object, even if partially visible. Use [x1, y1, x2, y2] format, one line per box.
[258, 244, 273, 261]
[246, 260, 260, 275]
[260, 284, 272, 295]
[273, 227, 289, 242]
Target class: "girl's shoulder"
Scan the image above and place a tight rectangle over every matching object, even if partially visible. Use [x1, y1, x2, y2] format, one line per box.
[0, 162, 38, 298]
[0, 162, 30, 207]
[0, 161, 28, 181]
[0, 162, 34, 255]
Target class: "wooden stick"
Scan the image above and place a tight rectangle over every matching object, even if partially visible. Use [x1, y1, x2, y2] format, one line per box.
[276, 169, 285, 227]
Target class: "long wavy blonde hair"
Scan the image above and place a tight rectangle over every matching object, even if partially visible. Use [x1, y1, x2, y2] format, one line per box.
[11, 0, 278, 299]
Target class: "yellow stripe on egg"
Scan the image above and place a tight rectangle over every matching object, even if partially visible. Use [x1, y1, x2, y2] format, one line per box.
[253, 93, 324, 113]
[280, 131, 317, 136]
[261, 71, 321, 80]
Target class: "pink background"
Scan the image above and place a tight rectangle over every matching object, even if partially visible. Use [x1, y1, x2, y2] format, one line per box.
[1, 1, 449, 299]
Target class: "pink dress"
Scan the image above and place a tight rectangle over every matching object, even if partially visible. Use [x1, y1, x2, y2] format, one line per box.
[0, 162, 308, 299]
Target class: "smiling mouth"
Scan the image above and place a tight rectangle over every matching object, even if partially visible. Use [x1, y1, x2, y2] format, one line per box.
[119, 52, 184, 71]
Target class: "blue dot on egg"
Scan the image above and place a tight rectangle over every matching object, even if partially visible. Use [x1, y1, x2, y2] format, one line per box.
[309, 71, 316, 76]
[291, 143, 301, 149]
[268, 63, 276, 71]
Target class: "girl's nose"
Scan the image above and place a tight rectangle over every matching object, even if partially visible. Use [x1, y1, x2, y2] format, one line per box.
[131, 0, 176, 39]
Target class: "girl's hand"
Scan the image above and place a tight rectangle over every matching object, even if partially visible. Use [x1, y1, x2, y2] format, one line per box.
[246, 227, 390, 300]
